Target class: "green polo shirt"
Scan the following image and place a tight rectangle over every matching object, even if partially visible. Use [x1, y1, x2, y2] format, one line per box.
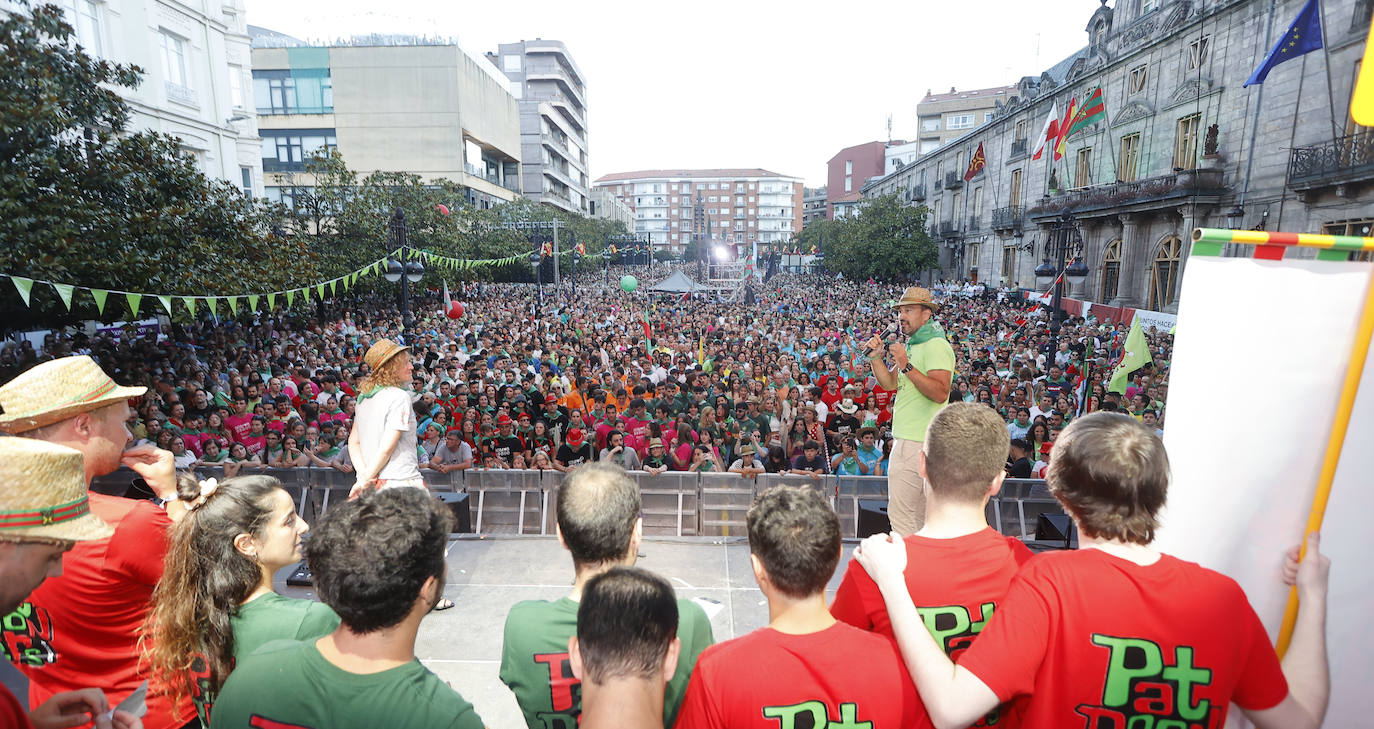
[892, 335, 956, 442]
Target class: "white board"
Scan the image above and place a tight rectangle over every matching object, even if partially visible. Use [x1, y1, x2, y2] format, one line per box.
[1155, 255, 1374, 727]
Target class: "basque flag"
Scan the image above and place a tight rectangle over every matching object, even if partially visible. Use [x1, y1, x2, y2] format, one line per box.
[1244, 0, 1323, 87]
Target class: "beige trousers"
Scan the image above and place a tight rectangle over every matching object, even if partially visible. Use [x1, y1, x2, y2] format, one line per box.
[887, 438, 927, 536]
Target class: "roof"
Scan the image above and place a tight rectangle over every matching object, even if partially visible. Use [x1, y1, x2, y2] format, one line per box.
[647, 271, 711, 293]
[920, 84, 1017, 104]
[594, 168, 796, 183]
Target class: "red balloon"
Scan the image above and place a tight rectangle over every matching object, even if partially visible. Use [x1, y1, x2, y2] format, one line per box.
[446, 302, 464, 319]
[436, 204, 450, 216]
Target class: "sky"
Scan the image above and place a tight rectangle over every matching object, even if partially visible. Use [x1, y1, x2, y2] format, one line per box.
[243, 0, 1097, 187]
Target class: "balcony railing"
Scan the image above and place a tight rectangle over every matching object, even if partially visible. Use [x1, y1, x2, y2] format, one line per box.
[1286, 133, 1374, 191]
[935, 177, 943, 191]
[911, 184, 927, 201]
[1028, 169, 1226, 218]
[944, 171, 963, 189]
[1353, 0, 1372, 32]
[992, 206, 1025, 230]
[938, 221, 956, 236]
[967, 216, 981, 233]
[1011, 138, 1028, 157]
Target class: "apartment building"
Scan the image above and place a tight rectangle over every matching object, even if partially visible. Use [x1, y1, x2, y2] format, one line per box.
[592, 169, 805, 256]
[917, 85, 1016, 153]
[487, 39, 591, 214]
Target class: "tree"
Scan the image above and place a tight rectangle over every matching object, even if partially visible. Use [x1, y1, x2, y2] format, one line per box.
[816, 194, 937, 281]
[0, 4, 310, 328]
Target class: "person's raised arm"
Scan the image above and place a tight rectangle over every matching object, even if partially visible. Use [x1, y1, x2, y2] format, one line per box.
[866, 335, 897, 391]
[854, 533, 1002, 729]
[1244, 532, 1331, 729]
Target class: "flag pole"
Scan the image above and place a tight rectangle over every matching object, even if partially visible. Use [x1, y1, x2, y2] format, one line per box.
[1275, 266, 1374, 657]
[1240, 0, 1280, 222]
[1316, 0, 1344, 145]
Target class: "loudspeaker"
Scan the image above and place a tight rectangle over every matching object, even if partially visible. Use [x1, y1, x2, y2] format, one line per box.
[856, 499, 891, 538]
[1034, 513, 1078, 549]
[285, 560, 314, 587]
[435, 491, 473, 533]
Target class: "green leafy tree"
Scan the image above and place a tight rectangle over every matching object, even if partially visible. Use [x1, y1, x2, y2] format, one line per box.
[0, 3, 310, 327]
[815, 194, 937, 281]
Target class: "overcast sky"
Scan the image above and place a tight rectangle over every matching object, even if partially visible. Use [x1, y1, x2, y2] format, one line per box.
[243, 0, 1096, 187]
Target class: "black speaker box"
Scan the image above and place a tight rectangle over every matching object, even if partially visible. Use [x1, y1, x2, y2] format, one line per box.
[435, 491, 473, 534]
[1033, 513, 1078, 549]
[856, 499, 891, 539]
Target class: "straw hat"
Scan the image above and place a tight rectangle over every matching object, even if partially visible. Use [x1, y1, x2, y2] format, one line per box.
[0, 439, 112, 542]
[890, 287, 940, 312]
[0, 356, 146, 434]
[363, 339, 409, 372]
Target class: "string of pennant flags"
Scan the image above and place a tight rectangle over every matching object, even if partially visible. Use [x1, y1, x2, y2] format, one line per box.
[1, 245, 539, 319]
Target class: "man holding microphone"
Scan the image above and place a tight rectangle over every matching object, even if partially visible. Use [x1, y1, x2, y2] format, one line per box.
[864, 287, 954, 535]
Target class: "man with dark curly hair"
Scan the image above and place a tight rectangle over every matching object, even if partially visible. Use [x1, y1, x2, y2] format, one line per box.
[210, 488, 484, 729]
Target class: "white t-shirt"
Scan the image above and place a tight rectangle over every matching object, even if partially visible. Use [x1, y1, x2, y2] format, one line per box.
[354, 387, 421, 481]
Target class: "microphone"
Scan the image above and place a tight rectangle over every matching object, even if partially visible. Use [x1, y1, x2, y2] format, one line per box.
[868, 323, 900, 356]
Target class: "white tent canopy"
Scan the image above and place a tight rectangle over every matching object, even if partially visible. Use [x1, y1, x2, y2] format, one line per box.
[647, 271, 713, 294]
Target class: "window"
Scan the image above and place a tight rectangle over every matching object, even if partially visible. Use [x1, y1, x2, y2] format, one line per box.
[947, 114, 976, 130]
[844, 176, 852, 192]
[1010, 168, 1023, 208]
[261, 130, 337, 171]
[845, 160, 853, 174]
[984, 113, 994, 123]
[1149, 236, 1182, 310]
[1075, 147, 1092, 188]
[708, 196, 717, 203]
[972, 186, 984, 217]
[1188, 36, 1210, 70]
[1015, 119, 1027, 140]
[709, 183, 718, 189]
[228, 67, 247, 110]
[64, 0, 102, 57]
[503, 55, 521, 72]
[1002, 245, 1015, 279]
[1141, 0, 1158, 13]
[160, 31, 188, 88]
[1174, 113, 1201, 170]
[240, 166, 253, 195]
[1101, 239, 1122, 302]
[253, 70, 333, 114]
[1129, 65, 1148, 95]
[1116, 134, 1140, 182]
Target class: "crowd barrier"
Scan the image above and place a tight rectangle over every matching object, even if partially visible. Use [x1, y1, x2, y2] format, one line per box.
[91, 467, 1062, 540]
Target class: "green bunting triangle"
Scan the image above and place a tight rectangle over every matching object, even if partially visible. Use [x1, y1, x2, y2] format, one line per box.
[226, 296, 238, 315]
[247, 294, 259, 312]
[9, 276, 33, 306]
[90, 289, 109, 315]
[329, 279, 337, 296]
[286, 289, 296, 307]
[184, 297, 197, 316]
[126, 293, 142, 318]
[267, 293, 277, 311]
[206, 297, 218, 316]
[158, 295, 174, 316]
[317, 283, 326, 299]
[51, 283, 75, 311]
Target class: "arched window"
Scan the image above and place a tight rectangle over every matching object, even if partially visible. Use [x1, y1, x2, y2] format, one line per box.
[1149, 235, 1182, 310]
[1100, 239, 1122, 302]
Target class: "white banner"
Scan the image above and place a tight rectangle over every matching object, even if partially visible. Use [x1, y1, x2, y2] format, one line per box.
[1154, 256, 1373, 728]
[1131, 308, 1177, 332]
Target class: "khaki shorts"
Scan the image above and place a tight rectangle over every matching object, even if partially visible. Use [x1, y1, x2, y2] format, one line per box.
[887, 438, 926, 536]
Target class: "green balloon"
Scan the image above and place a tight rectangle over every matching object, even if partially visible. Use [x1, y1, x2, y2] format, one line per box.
[620, 275, 639, 293]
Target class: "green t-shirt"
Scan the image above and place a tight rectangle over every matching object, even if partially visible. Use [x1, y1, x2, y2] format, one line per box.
[192, 593, 341, 725]
[499, 595, 714, 729]
[210, 639, 482, 729]
[892, 335, 957, 442]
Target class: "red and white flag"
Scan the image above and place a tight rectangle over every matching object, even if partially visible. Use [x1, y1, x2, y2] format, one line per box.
[1031, 101, 1059, 161]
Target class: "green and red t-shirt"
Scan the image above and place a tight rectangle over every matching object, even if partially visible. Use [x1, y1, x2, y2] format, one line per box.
[958, 549, 1289, 729]
[831, 527, 1033, 728]
[673, 622, 921, 729]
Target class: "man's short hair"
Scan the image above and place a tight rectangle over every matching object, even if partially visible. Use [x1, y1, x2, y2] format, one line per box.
[1047, 413, 1169, 545]
[924, 403, 1010, 503]
[306, 488, 452, 633]
[556, 462, 641, 567]
[576, 567, 678, 684]
[747, 486, 840, 600]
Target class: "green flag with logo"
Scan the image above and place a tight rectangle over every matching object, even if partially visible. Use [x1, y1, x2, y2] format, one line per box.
[1108, 317, 1153, 394]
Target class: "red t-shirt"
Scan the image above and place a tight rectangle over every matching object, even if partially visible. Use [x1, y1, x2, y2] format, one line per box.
[959, 549, 1289, 728]
[4, 494, 193, 729]
[0, 685, 33, 729]
[868, 387, 896, 422]
[241, 434, 267, 458]
[673, 622, 922, 729]
[225, 413, 254, 443]
[831, 528, 1032, 728]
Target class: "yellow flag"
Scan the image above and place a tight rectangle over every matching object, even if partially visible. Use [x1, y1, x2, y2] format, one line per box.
[1354, 15, 1374, 125]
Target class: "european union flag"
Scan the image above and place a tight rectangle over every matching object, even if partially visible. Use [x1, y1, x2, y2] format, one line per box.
[1244, 0, 1325, 87]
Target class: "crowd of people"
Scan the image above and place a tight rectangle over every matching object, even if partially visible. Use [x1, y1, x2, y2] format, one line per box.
[0, 266, 1176, 490]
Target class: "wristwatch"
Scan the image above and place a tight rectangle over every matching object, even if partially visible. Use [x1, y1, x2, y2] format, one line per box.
[901, 363, 915, 374]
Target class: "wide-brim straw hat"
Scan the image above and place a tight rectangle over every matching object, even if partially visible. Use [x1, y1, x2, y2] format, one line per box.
[0, 356, 146, 434]
[0, 439, 112, 542]
[890, 287, 940, 312]
[363, 339, 410, 372]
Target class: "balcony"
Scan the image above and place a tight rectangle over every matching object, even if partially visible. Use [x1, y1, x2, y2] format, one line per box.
[1028, 169, 1227, 220]
[991, 206, 1025, 231]
[938, 221, 956, 237]
[944, 171, 963, 189]
[967, 216, 981, 233]
[1354, 0, 1372, 32]
[1011, 138, 1028, 157]
[165, 81, 198, 107]
[1286, 133, 1374, 195]
[935, 177, 943, 191]
[911, 184, 927, 201]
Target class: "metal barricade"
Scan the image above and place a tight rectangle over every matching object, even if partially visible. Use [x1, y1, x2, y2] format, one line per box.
[636, 471, 701, 537]
[835, 475, 889, 539]
[466, 470, 545, 535]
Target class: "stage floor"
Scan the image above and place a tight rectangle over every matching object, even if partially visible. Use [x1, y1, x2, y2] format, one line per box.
[2, 535, 859, 728]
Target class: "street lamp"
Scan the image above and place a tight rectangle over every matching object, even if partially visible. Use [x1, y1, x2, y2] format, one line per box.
[571, 247, 582, 302]
[386, 208, 423, 344]
[1226, 205, 1245, 230]
[1039, 212, 1088, 357]
[529, 250, 543, 318]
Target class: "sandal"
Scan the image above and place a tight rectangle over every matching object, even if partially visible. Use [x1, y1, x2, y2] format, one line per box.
[432, 597, 455, 612]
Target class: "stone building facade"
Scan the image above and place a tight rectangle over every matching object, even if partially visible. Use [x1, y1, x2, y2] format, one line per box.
[863, 0, 1373, 312]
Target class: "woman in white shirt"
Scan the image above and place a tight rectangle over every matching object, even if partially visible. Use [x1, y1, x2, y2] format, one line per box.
[348, 339, 424, 497]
